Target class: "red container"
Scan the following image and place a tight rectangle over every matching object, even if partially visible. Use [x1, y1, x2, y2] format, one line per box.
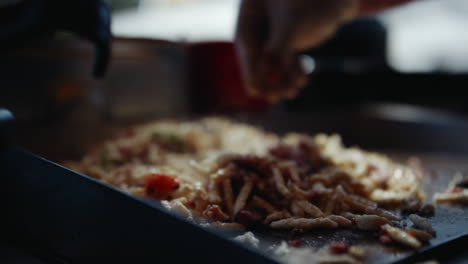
[188, 41, 269, 113]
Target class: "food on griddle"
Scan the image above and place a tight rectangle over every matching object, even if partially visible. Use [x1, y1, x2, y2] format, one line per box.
[434, 172, 468, 204]
[66, 118, 434, 257]
[381, 224, 421, 249]
[408, 214, 435, 236]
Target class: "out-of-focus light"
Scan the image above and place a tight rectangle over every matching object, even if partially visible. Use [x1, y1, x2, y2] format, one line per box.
[379, 0, 468, 73]
[112, 0, 240, 42]
[300, 55, 316, 74]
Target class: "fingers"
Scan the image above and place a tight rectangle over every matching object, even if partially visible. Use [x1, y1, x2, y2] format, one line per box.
[236, 0, 364, 103]
[257, 51, 307, 103]
[260, 0, 359, 102]
[267, 0, 358, 54]
[234, 0, 268, 98]
[235, 0, 305, 103]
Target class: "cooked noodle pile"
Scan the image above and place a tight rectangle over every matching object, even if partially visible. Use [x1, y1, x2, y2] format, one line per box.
[66, 118, 433, 249]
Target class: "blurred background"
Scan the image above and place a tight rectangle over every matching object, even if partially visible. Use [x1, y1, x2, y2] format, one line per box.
[109, 0, 468, 73]
[2, 0, 468, 118]
[107, 0, 468, 115]
[1, 0, 468, 158]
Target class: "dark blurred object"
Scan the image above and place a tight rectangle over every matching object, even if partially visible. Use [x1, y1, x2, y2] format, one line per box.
[0, 38, 187, 124]
[291, 73, 468, 113]
[103, 0, 139, 12]
[0, 243, 46, 264]
[0, 143, 275, 264]
[289, 18, 468, 116]
[0, 108, 14, 148]
[0, 0, 111, 77]
[308, 18, 389, 74]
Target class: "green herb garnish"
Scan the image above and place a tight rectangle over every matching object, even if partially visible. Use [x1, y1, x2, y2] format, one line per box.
[151, 131, 187, 152]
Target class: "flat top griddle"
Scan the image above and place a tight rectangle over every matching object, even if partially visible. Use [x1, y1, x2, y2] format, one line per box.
[1, 106, 468, 264]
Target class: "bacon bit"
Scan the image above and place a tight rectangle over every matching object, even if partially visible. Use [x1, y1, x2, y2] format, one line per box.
[419, 203, 435, 217]
[236, 209, 264, 228]
[379, 228, 393, 245]
[187, 199, 196, 209]
[406, 229, 417, 237]
[331, 171, 352, 184]
[279, 167, 293, 180]
[306, 190, 322, 205]
[202, 205, 229, 222]
[450, 187, 464, 193]
[299, 141, 322, 168]
[288, 239, 303, 247]
[380, 235, 393, 245]
[329, 242, 350, 255]
[145, 173, 180, 199]
[367, 164, 378, 173]
[189, 195, 209, 212]
[138, 144, 151, 162]
[118, 146, 133, 161]
[269, 142, 321, 169]
[379, 232, 393, 245]
[291, 227, 305, 236]
[269, 144, 294, 160]
[230, 156, 271, 177]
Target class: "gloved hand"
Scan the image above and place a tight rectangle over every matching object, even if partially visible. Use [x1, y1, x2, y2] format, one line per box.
[235, 0, 415, 102]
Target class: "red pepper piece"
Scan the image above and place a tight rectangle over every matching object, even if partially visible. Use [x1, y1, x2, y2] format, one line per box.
[145, 173, 180, 199]
[329, 242, 350, 255]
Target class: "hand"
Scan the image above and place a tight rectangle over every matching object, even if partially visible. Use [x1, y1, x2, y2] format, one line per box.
[235, 0, 415, 103]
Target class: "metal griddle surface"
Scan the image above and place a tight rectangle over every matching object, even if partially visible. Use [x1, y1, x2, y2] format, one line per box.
[3, 109, 468, 263]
